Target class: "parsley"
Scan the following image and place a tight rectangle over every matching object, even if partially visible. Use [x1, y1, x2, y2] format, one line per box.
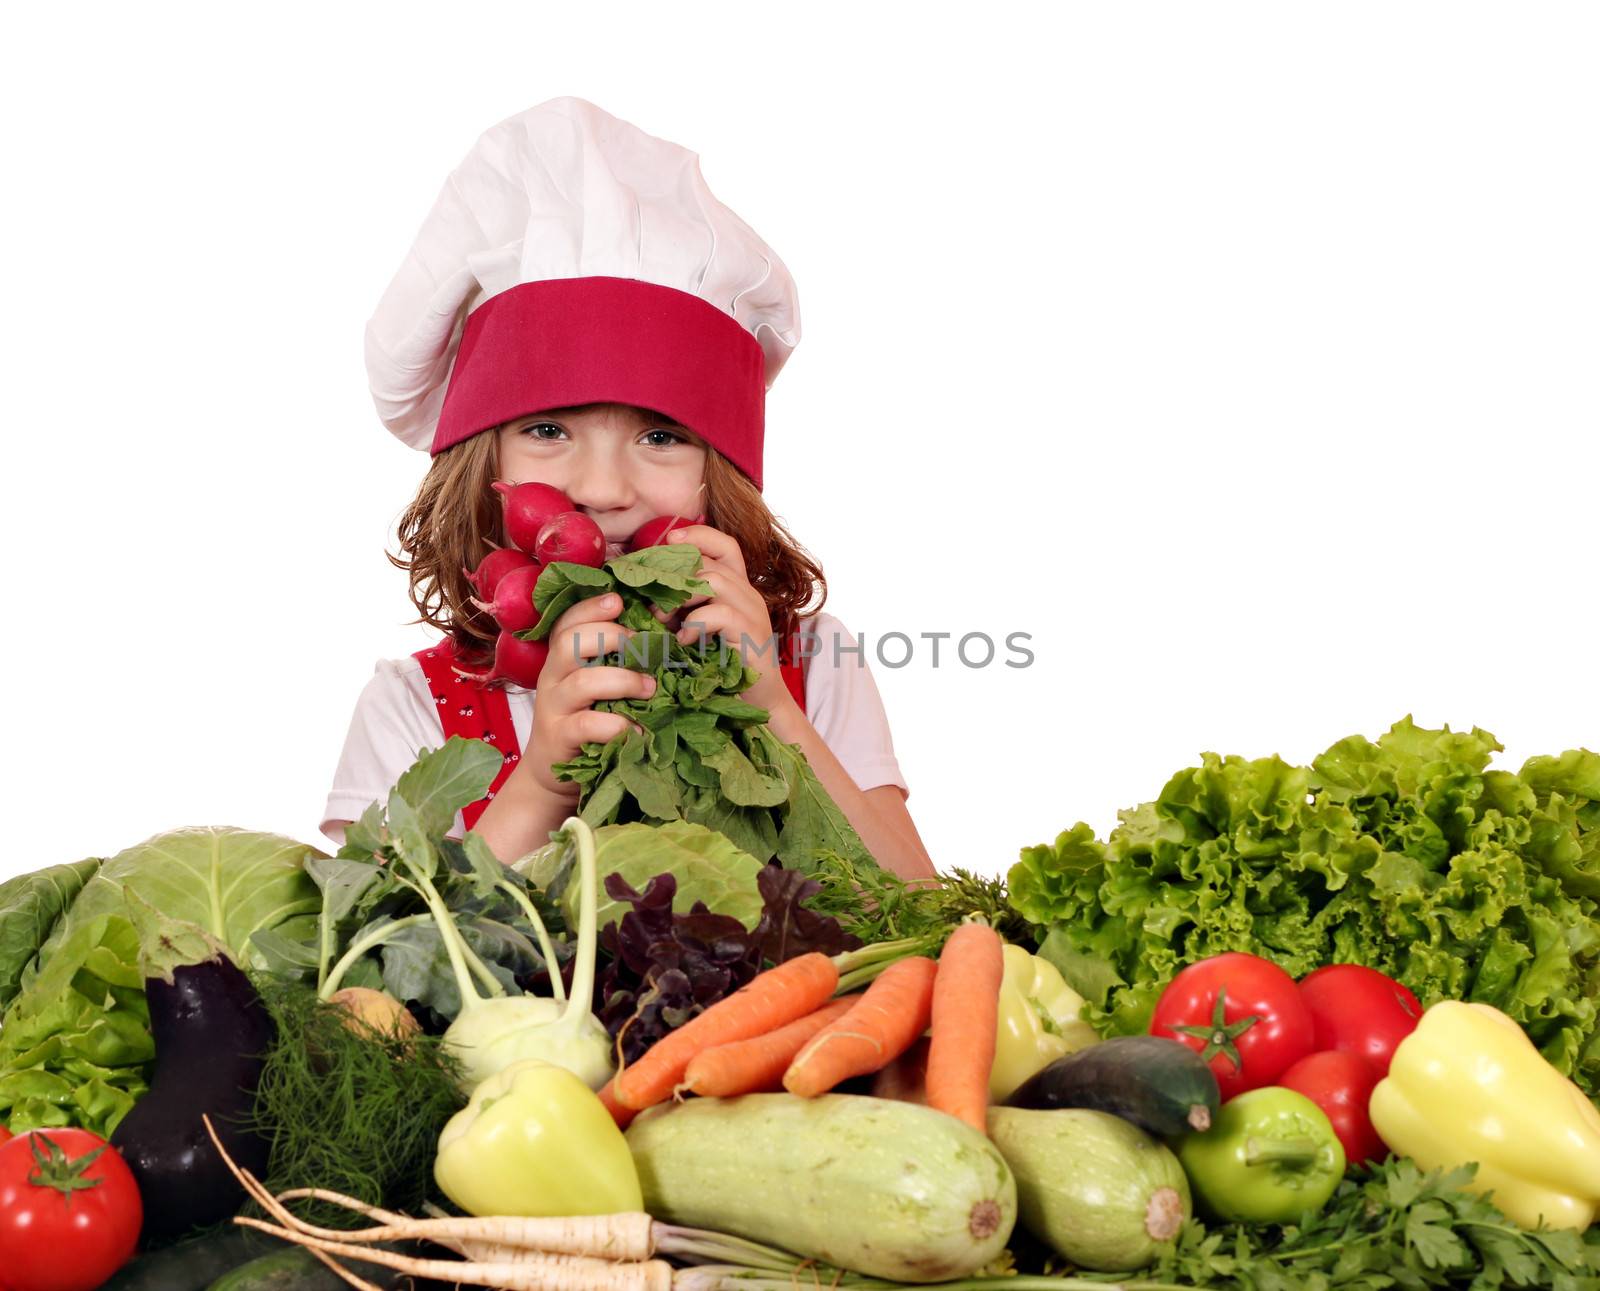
[1067, 1159, 1600, 1289]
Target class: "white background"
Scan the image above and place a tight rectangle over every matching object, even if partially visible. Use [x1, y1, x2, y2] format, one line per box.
[2, 3, 1595, 884]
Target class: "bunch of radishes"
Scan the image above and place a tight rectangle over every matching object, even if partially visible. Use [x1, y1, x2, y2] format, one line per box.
[459, 480, 700, 689]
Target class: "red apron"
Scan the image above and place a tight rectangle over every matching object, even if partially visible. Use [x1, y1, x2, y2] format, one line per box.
[414, 630, 807, 830]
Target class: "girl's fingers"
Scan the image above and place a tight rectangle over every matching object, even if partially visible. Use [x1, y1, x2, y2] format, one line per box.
[682, 567, 770, 635]
[559, 664, 658, 709]
[681, 607, 780, 668]
[559, 625, 639, 663]
[548, 593, 626, 640]
[677, 563, 754, 615]
[541, 622, 635, 681]
[677, 605, 744, 651]
[695, 564, 766, 616]
[667, 524, 747, 578]
[566, 709, 635, 747]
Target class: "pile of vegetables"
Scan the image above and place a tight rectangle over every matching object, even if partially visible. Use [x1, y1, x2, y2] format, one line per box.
[5, 664, 1600, 1291]
[0, 828, 321, 1138]
[1008, 717, 1600, 1092]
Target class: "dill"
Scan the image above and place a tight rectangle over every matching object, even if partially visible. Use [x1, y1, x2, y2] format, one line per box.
[807, 852, 1032, 948]
[245, 978, 466, 1228]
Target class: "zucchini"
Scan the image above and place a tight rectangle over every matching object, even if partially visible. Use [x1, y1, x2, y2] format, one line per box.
[626, 1093, 1016, 1283]
[1004, 1035, 1220, 1135]
[988, 1106, 1190, 1272]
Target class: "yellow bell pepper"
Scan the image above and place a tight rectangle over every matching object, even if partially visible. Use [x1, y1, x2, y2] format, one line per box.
[990, 943, 1099, 1101]
[1369, 1001, 1600, 1230]
[434, 1058, 643, 1217]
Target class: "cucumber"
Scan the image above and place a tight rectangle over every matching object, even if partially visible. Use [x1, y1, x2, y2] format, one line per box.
[988, 1106, 1190, 1273]
[1003, 1035, 1220, 1135]
[101, 1230, 276, 1291]
[205, 1248, 346, 1291]
[205, 1244, 415, 1291]
[626, 1093, 1016, 1283]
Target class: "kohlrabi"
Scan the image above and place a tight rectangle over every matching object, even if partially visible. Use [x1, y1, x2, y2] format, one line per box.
[376, 805, 613, 1094]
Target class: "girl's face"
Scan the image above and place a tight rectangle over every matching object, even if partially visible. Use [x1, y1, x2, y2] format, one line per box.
[496, 403, 708, 558]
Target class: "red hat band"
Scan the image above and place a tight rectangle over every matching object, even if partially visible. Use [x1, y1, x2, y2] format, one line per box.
[432, 277, 767, 489]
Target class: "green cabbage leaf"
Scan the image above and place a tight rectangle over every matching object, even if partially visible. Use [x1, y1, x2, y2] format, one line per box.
[520, 819, 767, 931]
[41, 827, 323, 971]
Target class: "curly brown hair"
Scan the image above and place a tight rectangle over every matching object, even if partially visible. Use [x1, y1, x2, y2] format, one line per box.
[388, 413, 828, 670]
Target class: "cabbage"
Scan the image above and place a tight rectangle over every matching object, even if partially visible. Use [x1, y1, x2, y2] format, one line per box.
[41, 826, 323, 971]
[520, 820, 765, 932]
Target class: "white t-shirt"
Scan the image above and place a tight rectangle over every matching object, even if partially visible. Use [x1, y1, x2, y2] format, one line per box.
[320, 611, 908, 847]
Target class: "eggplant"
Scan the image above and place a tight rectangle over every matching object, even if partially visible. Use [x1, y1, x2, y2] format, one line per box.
[110, 952, 274, 1244]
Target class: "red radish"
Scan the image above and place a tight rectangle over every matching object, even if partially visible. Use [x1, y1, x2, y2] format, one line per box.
[473, 562, 543, 633]
[463, 547, 536, 600]
[627, 512, 706, 552]
[455, 631, 550, 690]
[492, 481, 573, 553]
[535, 511, 607, 567]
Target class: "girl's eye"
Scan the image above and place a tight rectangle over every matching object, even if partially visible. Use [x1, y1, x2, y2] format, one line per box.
[519, 422, 567, 441]
[642, 428, 685, 447]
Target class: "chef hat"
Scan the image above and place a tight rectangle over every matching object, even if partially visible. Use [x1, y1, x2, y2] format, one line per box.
[364, 97, 799, 489]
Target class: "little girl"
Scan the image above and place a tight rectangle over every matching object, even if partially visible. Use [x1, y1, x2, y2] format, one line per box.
[323, 98, 934, 882]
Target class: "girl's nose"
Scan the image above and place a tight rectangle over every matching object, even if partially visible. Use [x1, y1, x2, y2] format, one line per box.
[564, 449, 633, 513]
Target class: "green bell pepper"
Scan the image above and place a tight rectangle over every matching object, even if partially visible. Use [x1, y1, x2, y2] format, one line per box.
[434, 1058, 643, 1217]
[1177, 1086, 1345, 1224]
[991, 943, 1099, 1102]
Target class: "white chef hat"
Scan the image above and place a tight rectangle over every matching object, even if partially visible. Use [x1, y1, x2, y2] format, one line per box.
[364, 97, 800, 489]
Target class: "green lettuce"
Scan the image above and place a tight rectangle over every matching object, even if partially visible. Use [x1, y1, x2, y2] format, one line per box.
[521, 820, 767, 931]
[0, 912, 153, 1136]
[0, 858, 101, 1009]
[1011, 718, 1600, 1093]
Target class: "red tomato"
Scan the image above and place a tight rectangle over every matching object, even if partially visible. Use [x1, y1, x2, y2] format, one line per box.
[1280, 1049, 1387, 1165]
[1297, 964, 1422, 1077]
[1150, 952, 1315, 1101]
[0, 1128, 142, 1291]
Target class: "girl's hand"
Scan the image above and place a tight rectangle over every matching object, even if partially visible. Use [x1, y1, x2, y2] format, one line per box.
[521, 592, 657, 797]
[665, 524, 791, 714]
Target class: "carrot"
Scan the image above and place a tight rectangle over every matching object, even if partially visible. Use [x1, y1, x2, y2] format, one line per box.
[924, 922, 1005, 1133]
[680, 995, 860, 1098]
[596, 1076, 638, 1130]
[611, 951, 840, 1110]
[782, 955, 938, 1098]
[870, 1034, 931, 1105]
